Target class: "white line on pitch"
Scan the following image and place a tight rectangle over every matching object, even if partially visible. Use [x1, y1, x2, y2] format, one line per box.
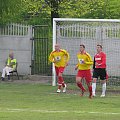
[0, 108, 119, 115]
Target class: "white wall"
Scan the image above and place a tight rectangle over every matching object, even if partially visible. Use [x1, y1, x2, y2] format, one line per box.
[0, 24, 32, 75]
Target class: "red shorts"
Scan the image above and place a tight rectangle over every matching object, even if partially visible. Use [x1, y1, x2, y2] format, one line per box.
[76, 69, 92, 83]
[55, 66, 65, 76]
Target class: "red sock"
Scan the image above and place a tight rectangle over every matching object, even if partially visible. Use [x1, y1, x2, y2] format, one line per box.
[62, 83, 65, 87]
[88, 85, 92, 96]
[58, 85, 62, 89]
[58, 76, 65, 87]
[77, 82, 86, 91]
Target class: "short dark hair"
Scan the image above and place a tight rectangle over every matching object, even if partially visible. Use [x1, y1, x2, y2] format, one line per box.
[97, 44, 102, 48]
[80, 44, 85, 48]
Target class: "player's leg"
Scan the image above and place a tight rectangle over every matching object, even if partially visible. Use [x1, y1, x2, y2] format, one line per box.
[86, 82, 92, 98]
[106, 72, 109, 81]
[84, 70, 92, 98]
[57, 67, 66, 93]
[59, 67, 67, 93]
[76, 70, 86, 96]
[92, 78, 97, 97]
[101, 70, 107, 97]
[55, 67, 61, 93]
[59, 67, 66, 87]
[58, 73, 66, 93]
[92, 69, 98, 97]
[100, 80, 106, 97]
[100, 69, 107, 97]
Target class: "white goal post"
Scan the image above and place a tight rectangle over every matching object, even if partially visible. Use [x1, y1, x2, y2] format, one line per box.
[52, 18, 120, 86]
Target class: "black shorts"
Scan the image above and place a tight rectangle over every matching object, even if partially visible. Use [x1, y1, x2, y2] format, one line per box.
[93, 68, 106, 80]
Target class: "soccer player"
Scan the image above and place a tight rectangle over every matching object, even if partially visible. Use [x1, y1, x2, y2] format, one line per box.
[49, 44, 69, 93]
[75, 44, 93, 98]
[92, 44, 107, 97]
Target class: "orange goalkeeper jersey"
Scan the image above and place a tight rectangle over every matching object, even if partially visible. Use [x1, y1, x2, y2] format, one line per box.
[76, 52, 93, 70]
[49, 49, 69, 67]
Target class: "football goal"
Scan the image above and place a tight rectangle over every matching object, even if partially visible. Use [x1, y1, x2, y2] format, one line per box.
[52, 18, 120, 86]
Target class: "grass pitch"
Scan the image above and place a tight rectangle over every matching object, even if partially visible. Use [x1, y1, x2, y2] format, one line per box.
[0, 82, 120, 120]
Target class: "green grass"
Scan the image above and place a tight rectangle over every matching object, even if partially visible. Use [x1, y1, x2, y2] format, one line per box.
[0, 83, 120, 120]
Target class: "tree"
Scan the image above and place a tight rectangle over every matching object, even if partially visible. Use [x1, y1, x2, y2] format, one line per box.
[0, 0, 23, 25]
[0, 0, 119, 25]
[45, 0, 63, 24]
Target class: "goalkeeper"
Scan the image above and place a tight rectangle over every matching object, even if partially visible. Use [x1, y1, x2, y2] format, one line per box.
[75, 44, 93, 98]
[49, 44, 70, 93]
[92, 44, 107, 97]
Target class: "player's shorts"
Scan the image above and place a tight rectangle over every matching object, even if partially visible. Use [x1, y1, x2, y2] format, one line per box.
[76, 69, 92, 83]
[93, 68, 106, 80]
[55, 66, 65, 76]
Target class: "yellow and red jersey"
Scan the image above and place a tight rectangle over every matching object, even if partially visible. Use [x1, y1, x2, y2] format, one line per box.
[76, 51, 93, 70]
[49, 49, 69, 67]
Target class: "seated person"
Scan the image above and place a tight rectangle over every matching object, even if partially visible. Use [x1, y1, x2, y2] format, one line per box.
[1, 52, 17, 81]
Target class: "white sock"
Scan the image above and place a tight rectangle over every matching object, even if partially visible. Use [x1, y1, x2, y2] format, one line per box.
[102, 83, 106, 95]
[92, 83, 96, 95]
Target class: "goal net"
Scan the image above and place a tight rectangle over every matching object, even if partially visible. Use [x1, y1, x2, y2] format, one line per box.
[52, 18, 120, 86]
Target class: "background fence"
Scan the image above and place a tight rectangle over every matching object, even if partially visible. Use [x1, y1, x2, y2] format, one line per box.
[0, 23, 32, 75]
[0, 23, 52, 76]
[31, 25, 51, 75]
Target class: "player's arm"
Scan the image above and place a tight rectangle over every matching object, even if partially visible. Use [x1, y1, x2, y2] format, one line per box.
[49, 52, 55, 63]
[75, 54, 79, 70]
[65, 51, 70, 62]
[85, 53, 93, 65]
[62, 49, 70, 65]
[75, 64, 79, 70]
[93, 57, 95, 69]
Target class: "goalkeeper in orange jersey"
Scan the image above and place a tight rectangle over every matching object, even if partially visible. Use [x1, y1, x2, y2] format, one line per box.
[49, 44, 70, 93]
[75, 44, 93, 98]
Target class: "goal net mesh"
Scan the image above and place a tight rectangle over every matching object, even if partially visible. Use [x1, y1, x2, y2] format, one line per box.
[54, 19, 120, 85]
